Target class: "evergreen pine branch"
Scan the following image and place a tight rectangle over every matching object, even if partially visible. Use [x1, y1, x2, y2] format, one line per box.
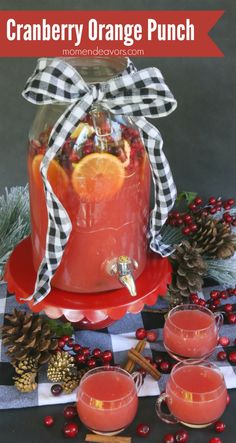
[0, 186, 30, 277]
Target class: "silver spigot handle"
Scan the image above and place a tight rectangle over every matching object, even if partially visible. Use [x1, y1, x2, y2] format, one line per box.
[110, 256, 138, 276]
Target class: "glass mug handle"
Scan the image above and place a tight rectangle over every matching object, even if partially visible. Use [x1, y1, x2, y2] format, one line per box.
[155, 393, 178, 425]
[131, 372, 143, 393]
[214, 312, 224, 331]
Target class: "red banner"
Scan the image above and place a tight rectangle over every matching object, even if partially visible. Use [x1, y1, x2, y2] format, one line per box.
[0, 10, 224, 57]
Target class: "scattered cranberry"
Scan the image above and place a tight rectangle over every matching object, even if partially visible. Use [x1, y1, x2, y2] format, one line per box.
[224, 303, 233, 313]
[175, 429, 189, 442]
[217, 351, 227, 361]
[159, 361, 171, 373]
[136, 423, 150, 437]
[183, 214, 192, 224]
[146, 330, 158, 343]
[208, 438, 222, 443]
[163, 434, 175, 443]
[227, 313, 236, 324]
[58, 338, 66, 348]
[63, 405, 77, 420]
[136, 328, 147, 340]
[214, 421, 226, 433]
[213, 299, 221, 307]
[75, 353, 86, 364]
[194, 196, 203, 206]
[73, 344, 82, 353]
[102, 350, 113, 363]
[209, 197, 216, 205]
[209, 303, 217, 312]
[218, 336, 230, 346]
[228, 351, 236, 363]
[210, 207, 217, 215]
[182, 226, 190, 235]
[51, 384, 63, 396]
[62, 335, 70, 343]
[87, 357, 97, 369]
[189, 203, 196, 211]
[92, 348, 102, 358]
[63, 422, 79, 438]
[67, 338, 74, 348]
[210, 291, 220, 300]
[82, 347, 90, 357]
[220, 290, 228, 299]
[189, 223, 197, 232]
[190, 293, 198, 302]
[43, 415, 54, 427]
[155, 355, 164, 364]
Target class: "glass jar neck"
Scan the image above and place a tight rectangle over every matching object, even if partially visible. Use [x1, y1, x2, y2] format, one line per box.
[61, 57, 128, 83]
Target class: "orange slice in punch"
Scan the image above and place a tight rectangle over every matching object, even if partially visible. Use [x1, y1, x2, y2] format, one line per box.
[71, 153, 125, 203]
[31, 154, 69, 199]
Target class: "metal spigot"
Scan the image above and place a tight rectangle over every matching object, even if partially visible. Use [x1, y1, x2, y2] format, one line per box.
[109, 256, 138, 297]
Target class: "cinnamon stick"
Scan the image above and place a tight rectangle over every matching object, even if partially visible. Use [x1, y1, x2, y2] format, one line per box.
[123, 339, 146, 373]
[85, 434, 132, 443]
[128, 348, 161, 380]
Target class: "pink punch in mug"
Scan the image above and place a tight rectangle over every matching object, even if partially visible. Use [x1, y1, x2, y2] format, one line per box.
[156, 360, 227, 428]
[76, 366, 142, 435]
[163, 304, 223, 360]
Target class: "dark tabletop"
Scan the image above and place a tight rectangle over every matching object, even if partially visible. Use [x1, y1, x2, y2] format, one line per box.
[0, 391, 235, 443]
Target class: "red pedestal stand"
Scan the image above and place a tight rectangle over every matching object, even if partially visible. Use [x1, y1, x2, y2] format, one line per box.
[4, 237, 172, 330]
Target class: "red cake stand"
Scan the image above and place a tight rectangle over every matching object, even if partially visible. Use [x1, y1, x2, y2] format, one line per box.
[4, 237, 172, 330]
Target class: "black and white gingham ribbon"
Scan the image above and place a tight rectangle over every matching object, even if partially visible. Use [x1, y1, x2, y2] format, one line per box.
[22, 57, 177, 304]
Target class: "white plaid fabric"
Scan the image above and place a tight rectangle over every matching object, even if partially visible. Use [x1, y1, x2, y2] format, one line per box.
[22, 58, 177, 304]
[1, 282, 236, 409]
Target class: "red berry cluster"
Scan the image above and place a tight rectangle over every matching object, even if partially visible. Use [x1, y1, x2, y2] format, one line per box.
[167, 195, 236, 233]
[135, 328, 158, 342]
[163, 429, 189, 443]
[191, 289, 236, 364]
[58, 335, 113, 369]
[167, 211, 197, 236]
[190, 288, 236, 324]
[43, 405, 79, 438]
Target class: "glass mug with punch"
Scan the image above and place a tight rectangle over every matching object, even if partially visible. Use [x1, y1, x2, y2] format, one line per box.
[156, 360, 227, 428]
[76, 366, 143, 435]
[163, 304, 223, 361]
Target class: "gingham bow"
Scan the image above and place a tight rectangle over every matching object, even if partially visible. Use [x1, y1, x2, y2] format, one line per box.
[22, 57, 177, 304]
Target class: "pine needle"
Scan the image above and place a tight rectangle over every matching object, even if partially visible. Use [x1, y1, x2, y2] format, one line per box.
[0, 186, 30, 277]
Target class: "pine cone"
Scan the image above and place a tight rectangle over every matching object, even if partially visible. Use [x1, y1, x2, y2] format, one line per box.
[1, 309, 58, 365]
[47, 351, 76, 383]
[62, 369, 87, 394]
[168, 240, 207, 306]
[14, 372, 37, 393]
[190, 214, 236, 259]
[14, 357, 38, 375]
[13, 357, 38, 393]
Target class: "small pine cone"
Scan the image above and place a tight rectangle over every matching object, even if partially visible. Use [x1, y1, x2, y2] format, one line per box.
[62, 369, 87, 394]
[168, 240, 207, 303]
[13, 372, 37, 393]
[14, 357, 38, 375]
[47, 351, 76, 383]
[190, 214, 236, 259]
[1, 309, 58, 365]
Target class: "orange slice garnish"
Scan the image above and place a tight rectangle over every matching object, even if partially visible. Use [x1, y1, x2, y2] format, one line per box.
[31, 154, 69, 199]
[71, 153, 125, 203]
